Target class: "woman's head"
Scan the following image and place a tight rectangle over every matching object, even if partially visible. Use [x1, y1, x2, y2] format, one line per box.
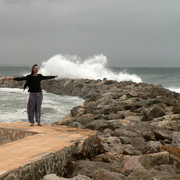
[31, 64, 38, 75]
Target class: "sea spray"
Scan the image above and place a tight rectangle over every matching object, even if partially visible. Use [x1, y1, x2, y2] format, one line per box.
[0, 88, 83, 124]
[39, 54, 142, 83]
[168, 87, 180, 94]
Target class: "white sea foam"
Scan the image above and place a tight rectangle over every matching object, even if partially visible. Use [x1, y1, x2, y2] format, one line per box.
[0, 87, 26, 93]
[0, 87, 84, 124]
[0, 112, 27, 123]
[168, 87, 180, 94]
[39, 54, 142, 83]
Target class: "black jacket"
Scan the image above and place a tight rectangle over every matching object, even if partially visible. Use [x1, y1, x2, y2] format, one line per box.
[14, 74, 56, 92]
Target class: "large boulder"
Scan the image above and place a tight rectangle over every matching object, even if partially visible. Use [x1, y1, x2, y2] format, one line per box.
[144, 105, 166, 121]
[99, 136, 124, 154]
[67, 160, 111, 178]
[153, 129, 173, 141]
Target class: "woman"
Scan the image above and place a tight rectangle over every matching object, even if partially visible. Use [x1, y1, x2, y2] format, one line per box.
[8, 64, 58, 126]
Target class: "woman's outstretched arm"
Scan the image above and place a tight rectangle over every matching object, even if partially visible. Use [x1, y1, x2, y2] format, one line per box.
[7, 77, 14, 80]
[41, 75, 58, 80]
[7, 76, 28, 81]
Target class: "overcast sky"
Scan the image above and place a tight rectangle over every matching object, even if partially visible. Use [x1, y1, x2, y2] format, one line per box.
[0, 0, 180, 67]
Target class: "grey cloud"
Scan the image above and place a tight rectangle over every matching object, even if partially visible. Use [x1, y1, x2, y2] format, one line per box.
[0, 0, 180, 67]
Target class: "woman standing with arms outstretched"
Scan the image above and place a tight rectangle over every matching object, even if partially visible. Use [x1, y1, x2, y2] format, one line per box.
[8, 64, 58, 126]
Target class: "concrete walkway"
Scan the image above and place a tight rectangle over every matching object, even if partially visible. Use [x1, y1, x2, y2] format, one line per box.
[0, 122, 96, 177]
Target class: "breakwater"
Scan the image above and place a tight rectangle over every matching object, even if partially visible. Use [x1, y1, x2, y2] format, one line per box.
[0, 77, 180, 179]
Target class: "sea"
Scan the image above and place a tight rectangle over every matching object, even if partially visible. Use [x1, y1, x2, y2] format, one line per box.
[0, 54, 180, 124]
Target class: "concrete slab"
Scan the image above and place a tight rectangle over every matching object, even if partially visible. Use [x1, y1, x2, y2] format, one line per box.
[0, 122, 96, 177]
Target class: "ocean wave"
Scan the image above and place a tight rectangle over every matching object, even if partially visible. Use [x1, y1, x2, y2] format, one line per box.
[168, 87, 180, 94]
[0, 112, 26, 122]
[39, 54, 142, 83]
[0, 88, 27, 93]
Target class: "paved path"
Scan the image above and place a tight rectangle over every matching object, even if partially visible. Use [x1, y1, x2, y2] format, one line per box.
[0, 122, 96, 176]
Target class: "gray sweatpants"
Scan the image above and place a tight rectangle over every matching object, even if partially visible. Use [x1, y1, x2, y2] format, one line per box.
[27, 92, 43, 123]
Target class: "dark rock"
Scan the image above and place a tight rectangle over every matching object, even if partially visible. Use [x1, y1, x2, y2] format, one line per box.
[69, 122, 83, 128]
[154, 129, 173, 141]
[108, 112, 125, 120]
[144, 105, 166, 121]
[99, 136, 124, 154]
[112, 128, 138, 137]
[1, 77, 180, 179]
[85, 120, 122, 131]
[119, 136, 131, 144]
[94, 169, 127, 180]
[123, 144, 141, 155]
[71, 106, 84, 117]
[72, 114, 94, 127]
[129, 137, 149, 154]
[92, 152, 124, 163]
[103, 80, 116, 85]
[67, 160, 111, 178]
[84, 94, 101, 103]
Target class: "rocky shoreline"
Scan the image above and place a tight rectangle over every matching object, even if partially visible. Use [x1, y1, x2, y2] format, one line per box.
[0, 77, 180, 180]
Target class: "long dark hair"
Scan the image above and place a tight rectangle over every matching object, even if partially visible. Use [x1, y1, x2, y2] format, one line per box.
[24, 64, 38, 90]
[31, 64, 38, 76]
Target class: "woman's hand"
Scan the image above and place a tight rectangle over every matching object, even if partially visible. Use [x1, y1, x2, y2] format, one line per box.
[55, 75, 58, 78]
[7, 77, 14, 81]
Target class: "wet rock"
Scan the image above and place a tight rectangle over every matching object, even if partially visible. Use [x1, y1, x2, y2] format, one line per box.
[103, 80, 116, 85]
